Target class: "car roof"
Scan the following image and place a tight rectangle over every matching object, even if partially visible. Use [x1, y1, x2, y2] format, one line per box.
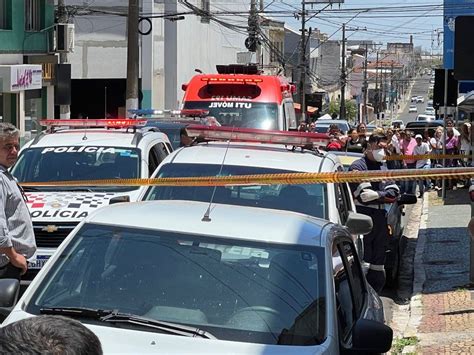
[25, 129, 169, 148]
[160, 142, 339, 173]
[315, 119, 349, 125]
[406, 120, 443, 128]
[86, 200, 331, 247]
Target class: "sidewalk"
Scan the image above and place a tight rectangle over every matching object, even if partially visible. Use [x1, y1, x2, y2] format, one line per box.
[394, 189, 474, 354]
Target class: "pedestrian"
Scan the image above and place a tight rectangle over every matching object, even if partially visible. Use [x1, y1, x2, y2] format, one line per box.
[349, 133, 400, 293]
[400, 130, 417, 194]
[0, 123, 36, 280]
[356, 122, 368, 148]
[445, 128, 459, 189]
[298, 121, 307, 132]
[413, 134, 432, 198]
[430, 127, 444, 190]
[458, 122, 471, 168]
[346, 128, 364, 153]
[326, 124, 346, 151]
[0, 315, 103, 354]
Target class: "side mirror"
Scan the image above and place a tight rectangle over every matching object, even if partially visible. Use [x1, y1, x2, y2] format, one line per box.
[345, 212, 373, 235]
[398, 193, 417, 205]
[0, 279, 20, 317]
[109, 196, 130, 205]
[352, 318, 393, 353]
[469, 185, 474, 202]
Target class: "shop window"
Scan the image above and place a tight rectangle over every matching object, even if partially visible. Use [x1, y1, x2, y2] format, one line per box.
[0, 0, 12, 30]
[25, 0, 42, 31]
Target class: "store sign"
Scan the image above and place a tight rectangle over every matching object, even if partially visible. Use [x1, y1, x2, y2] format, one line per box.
[0, 65, 43, 92]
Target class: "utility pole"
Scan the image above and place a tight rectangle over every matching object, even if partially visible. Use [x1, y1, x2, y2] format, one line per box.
[255, 0, 264, 67]
[375, 50, 379, 117]
[362, 43, 368, 124]
[57, 0, 70, 119]
[340, 23, 346, 120]
[126, 0, 140, 115]
[298, 0, 307, 123]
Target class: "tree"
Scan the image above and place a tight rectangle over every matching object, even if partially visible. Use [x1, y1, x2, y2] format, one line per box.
[327, 99, 357, 121]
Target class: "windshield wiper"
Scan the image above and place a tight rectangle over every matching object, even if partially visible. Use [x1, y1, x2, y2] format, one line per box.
[40, 306, 113, 318]
[101, 312, 217, 339]
[40, 307, 216, 339]
[21, 186, 41, 191]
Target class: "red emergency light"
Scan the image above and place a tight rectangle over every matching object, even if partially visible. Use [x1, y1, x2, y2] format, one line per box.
[201, 77, 263, 84]
[40, 119, 146, 128]
[186, 125, 329, 147]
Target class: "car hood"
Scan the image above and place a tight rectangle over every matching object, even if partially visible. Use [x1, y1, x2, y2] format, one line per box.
[25, 191, 133, 222]
[3, 310, 330, 355]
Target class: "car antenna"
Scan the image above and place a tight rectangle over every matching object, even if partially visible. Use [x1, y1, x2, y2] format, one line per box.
[201, 125, 234, 222]
[82, 116, 89, 141]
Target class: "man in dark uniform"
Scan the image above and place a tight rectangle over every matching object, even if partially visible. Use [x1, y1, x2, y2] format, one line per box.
[349, 133, 400, 293]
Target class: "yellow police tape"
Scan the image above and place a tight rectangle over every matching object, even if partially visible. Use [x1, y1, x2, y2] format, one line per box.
[20, 167, 474, 187]
[384, 154, 470, 161]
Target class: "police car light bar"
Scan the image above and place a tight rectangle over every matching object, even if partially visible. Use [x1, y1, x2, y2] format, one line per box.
[186, 125, 329, 147]
[40, 119, 147, 128]
[128, 109, 210, 118]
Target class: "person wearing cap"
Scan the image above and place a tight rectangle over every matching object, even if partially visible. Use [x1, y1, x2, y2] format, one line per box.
[349, 133, 400, 293]
[413, 134, 432, 198]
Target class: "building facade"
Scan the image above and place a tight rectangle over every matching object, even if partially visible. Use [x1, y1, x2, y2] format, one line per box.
[0, 0, 56, 140]
[67, 0, 248, 118]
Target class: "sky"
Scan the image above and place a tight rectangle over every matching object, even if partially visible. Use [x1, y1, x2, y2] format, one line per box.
[264, 0, 443, 53]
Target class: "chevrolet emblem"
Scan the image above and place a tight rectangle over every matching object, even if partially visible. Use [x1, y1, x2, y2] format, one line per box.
[42, 225, 58, 233]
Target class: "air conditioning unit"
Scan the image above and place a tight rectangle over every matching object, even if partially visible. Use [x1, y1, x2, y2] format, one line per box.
[56, 23, 75, 53]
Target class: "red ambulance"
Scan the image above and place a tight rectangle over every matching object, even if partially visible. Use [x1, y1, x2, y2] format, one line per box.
[181, 65, 297, 131]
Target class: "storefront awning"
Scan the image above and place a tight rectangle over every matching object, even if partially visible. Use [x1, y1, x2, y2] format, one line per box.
[293, 103, 319, 114]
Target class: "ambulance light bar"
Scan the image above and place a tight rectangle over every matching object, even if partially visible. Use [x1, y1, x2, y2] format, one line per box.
[201, 77, 263, 84]
[40, 119, 146, 128]
[186, 125, 329, 147]
[128, 109, 210, 118]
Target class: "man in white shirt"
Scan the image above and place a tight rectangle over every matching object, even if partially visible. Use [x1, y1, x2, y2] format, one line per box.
[413, 134, 432, 197]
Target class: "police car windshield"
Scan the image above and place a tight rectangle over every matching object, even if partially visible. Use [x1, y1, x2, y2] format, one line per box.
[27, 223, 327, 346]
[11, 146, 141, 192]
[183, 102, 278, 130]
[144, 163, 327, 219]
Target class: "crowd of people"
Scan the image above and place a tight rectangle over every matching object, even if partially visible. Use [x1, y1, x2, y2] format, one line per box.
[300, 119, 472, 196]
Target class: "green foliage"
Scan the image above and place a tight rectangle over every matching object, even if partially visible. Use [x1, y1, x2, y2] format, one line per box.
[328, 99, 357, 120]
[391, 336, 419, 354]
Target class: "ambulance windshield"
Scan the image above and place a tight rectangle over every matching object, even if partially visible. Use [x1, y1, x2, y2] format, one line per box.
[183, 102, 278, 130]
[11, 146, 141, 192]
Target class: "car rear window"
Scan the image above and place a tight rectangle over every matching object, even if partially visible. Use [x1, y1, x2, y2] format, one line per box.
[144, 163, 327, 219]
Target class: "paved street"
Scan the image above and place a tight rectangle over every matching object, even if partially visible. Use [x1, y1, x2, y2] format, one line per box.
[390, 189, 474, 354]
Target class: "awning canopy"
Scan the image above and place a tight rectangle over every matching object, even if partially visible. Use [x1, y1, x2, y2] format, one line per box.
[457, 90, 474, 115]
[293, 103, 319, 114]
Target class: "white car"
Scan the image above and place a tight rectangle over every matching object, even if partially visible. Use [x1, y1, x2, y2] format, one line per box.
[408, 105, 417, 113]
[424, 107, 435, 115]
[0, 200, 392, 354]
[411, 96, 418, 103]
[416, 96, 424, 103]
[416, 114, 435, 122]
[138, 126, 363, 249]
[391, 119, 405, 129]
[10, 119, 173, 282]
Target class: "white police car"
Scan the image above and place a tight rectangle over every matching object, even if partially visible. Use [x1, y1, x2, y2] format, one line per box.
[10, 119, 172, 281]
[138, 126, 364, 252]
[0, 200, 392, 354]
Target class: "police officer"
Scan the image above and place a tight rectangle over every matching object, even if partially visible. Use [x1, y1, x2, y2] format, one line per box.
[349, 133, 400, 293]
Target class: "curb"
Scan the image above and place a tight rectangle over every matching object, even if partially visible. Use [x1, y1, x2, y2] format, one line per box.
[402, 192, 430, 341]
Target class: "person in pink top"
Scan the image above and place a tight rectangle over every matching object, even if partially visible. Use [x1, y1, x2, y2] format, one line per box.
[400, 130, 417, 194]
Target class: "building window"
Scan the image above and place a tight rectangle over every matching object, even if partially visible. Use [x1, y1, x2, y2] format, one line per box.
[0, 0, 12, 30]
[25, 0, 42, 31]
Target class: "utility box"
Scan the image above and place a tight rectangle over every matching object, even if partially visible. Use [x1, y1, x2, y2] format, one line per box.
[56, 23, 75, 53]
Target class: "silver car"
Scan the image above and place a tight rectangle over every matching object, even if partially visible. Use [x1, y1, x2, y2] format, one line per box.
[0, 201, 392, 354]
